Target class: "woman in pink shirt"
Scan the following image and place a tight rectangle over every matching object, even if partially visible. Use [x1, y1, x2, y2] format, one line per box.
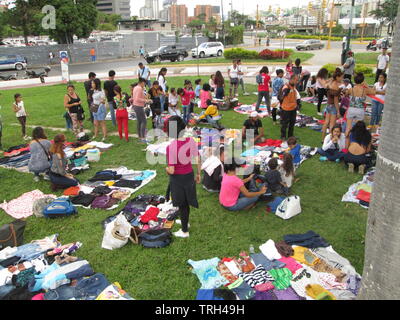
[131, 78, 150, 143]
[219, 162, 266, 211]
[166, 116, 201, 238]
[200, 83, 213, 109]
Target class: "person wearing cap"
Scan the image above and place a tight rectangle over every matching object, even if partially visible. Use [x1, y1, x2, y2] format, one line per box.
[343, 51, 355, 84]
[242, 111, 265, 144]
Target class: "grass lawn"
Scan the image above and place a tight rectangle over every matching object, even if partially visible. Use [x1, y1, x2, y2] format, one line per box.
[0, 76, 369, 299]
[355, 52, 379, 65]
[151, 52, 314, 66]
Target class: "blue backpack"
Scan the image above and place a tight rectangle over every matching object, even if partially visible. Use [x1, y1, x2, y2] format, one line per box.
[43, 199, 77, 218]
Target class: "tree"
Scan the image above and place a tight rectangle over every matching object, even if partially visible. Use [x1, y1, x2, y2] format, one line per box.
[187, 19, 203, 30]
[43, 0, 98, 44]
[206, 16, 218, 32]
[197, 13, 206, 22]
[370, 0, 399, 35]
[358, 4, 400, 300]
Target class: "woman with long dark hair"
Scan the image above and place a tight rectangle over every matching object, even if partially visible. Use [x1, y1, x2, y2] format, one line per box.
[315, 68, 329, 115]
[166, 116, 201, 238]
[114, 85, 129, 142]
[214, 71, 225, 100]
[28, 127, 51, 182]
[344, 121, 372, 174]
[157, 67, 168, 112]
[64, 85, 84, 137]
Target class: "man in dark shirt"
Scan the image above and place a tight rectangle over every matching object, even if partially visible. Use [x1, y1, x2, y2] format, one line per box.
[103, 70, 118, 127]
[242, 111, 265, 144]
[84, 72, 98, 123]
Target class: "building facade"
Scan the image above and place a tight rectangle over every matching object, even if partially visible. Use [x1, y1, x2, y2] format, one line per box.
[194, 5, 213, 22]
[170, 4, 188, 28]
[96, 0, 131, 19]
[139, 0, 160, 19]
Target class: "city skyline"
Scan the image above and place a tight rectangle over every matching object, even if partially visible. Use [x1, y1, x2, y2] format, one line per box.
[131, 0, 313, 17]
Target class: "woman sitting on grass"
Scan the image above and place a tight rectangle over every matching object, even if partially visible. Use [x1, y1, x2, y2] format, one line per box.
[28, 127, 51, 182]
[318, 124, 346, 162]
[219, 162, 266, 211]
[344, 121, 372, 174]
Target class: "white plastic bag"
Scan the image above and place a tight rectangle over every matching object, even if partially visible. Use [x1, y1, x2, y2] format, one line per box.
[276, 195, 301, 220]
[102, 213, 132, 250]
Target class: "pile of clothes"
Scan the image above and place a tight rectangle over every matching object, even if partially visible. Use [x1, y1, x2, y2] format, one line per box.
[102, 194, 179, 233]
[0, 235, 133, 300]
[189, 231, 360, 300]
[234, 104, 270, 118]
[342, 169, 375, 208]
[0, 141, 113, 174]
[65, 167, 156, 210]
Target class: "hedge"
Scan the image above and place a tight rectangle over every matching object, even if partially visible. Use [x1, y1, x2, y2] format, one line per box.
[322, 63, 374, 77]
[259, 49, 290, 60]
[286, 34, 375, 42]
[224, 48, 259, 60]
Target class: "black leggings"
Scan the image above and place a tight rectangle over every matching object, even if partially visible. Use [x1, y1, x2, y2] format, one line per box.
[179, 205, 190, 233]
[272, 108, 278, 122]
[17, 116, 26, 136]
[317, 88, 327, 113]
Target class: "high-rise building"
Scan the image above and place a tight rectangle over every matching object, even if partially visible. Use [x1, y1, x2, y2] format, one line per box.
[96, 0, 131, 19]
[139, 0, 160, 19]
[160, 0, 177, 21]
[194, 5, 213, 22]
[170, 4, 188, 28]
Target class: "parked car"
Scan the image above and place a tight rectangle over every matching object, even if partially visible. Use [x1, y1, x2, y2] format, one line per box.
[145, 45, 188, 63]
[191, 42, 224, 58]
[377, 37, 392, 49]
[0, 55, 27, 71]
[296, 40, 324, 51]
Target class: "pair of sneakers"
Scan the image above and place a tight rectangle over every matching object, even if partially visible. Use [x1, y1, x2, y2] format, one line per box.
[173, 219, 190, 238]
[348, 163, 366, 174]
[23, 135, 31, 141]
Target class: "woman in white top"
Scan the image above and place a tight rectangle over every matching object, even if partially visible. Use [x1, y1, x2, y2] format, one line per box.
[315, 68, 329, 116]
[228, 60, 239, 97]
[12, 93, 30, 140]
[168, 88, 181, 116]
[90, 78, 107, 141]
[157, 68, 168, 113]
[317, 125, 346, 162]
[370, 72, 387, 127]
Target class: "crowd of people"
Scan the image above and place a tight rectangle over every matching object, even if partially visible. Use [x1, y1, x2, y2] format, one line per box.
[1, 47, 388, 238]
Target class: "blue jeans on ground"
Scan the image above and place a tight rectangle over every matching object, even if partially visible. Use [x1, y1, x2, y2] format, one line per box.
[317, 148, 344, 161]
[223, 193, 259, 211]
[370, 100, 384, 125]
[14, 243, 43, 261]
[49, 172, 79, 189]
[44, 273, 110, 300]
[107, 101, 117, 126]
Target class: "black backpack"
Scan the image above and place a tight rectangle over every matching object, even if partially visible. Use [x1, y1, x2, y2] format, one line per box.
[139, 228, 172, 248]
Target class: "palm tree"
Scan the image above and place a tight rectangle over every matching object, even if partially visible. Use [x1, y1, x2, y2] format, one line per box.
[358, 5, 400, 300]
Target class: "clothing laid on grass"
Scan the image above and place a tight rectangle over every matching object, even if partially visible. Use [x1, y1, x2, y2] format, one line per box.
[188, 258, 228, 289]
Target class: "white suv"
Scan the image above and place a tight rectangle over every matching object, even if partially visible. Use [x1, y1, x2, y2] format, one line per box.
[192, 42, 224, 58]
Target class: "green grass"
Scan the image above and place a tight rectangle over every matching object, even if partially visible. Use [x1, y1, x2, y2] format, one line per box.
[151, 52, 314, 66]
[355, 52, 379, 65]
[0, 76, 368, 299]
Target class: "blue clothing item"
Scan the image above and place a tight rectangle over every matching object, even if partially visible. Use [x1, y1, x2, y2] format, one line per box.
[241, 149, 261, 157]
[317, 148, 344, 162]
[228, 278, 255, 300]
[107, 101, 117, 126]
[160, 94, 166, 113]
[49, 172, 79, 188]
[267, 196, 286, 213]
[223, 193, 259, 211]
[64, 263, 94, 281]
[370, 100, 384, 125]
[133, 170, 154, 181]
[272, 77, 285, 97]
[182, 105, 190, 124]
[250, 253, 286, 271]
[216, 87, 224, 99]
[93, 104, 107, 121]
[324, 104, 337, 115]
[195, 85, 201, 97]
[187, 257, 228, 289]
[196, 289, 224, 300]
[13, 243, 43, 261]
[284, 230, 330, 248]
[0, 285, 16, 298]
[289, 144, 301, 164]
[44, 273, 110, 300]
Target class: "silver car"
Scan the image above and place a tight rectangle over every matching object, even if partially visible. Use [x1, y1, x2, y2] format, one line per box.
[296, 40, 324, 51]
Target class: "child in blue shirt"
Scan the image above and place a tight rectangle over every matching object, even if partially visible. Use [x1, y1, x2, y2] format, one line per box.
[195, 79, 202, 98]
[286, 136, 301, 165]
[271, 69, 285, 124]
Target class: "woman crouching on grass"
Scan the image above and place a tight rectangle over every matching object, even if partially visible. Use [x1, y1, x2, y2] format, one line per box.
[166, 116, 201, 238]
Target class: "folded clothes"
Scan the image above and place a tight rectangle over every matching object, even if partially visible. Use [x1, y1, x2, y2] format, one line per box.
[71, 192, 96, 207]
[284, 230, 330, 248]
[113, 180, 142, 189]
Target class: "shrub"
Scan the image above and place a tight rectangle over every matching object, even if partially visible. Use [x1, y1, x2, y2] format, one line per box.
[354, 65, 374, 77]
[286, 34, 341, 41]
[259, 49, 290, 60]
[224, 48, 259, 60]
[322, 63, 338, 76]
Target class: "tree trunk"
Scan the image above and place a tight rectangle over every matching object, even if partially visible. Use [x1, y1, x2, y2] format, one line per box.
[358, 4, 400, 300]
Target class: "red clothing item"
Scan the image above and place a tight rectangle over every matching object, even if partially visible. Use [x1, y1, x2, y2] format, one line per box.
[116, 109, 129, 141]
[3, 147, 30, 157]
[356, 190, 371, 203]
[181, 89, 195, 106]
[63, 186, 80, 196]
[140, 206, 160, 223]
[258, 73, 271, 92]
[256, 139, 282, 147]
[166, 138, 199, 175]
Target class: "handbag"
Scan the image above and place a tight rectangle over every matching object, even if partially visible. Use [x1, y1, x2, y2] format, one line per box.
[0, 220, 26, 249]
[276, 195, 301, 220]
[90, 103, 100, 114]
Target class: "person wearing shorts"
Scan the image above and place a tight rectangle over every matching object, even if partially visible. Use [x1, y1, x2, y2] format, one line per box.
[228, 60, 239, 98]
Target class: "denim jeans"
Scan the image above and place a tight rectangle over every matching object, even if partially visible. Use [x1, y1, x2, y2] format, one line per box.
[182, 105, 190, 124]
[160, 95, 166, 113]
[44, 273, 110, 300]
[216, 87, 224, 99]
[49, 172, 79, 188]
[0, 285, 15, 299]
[223, 193, 259, 211]
[370, 100, 384, 125]
[107, 101, 117, 126]
[14, 243, 43, 261]
[317, 148, 344, 161]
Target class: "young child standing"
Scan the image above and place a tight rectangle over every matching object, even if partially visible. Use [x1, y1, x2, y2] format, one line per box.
[114, 85, 129, 142]
[195, 79, 202, 99]
[271, 69, 285, 124]
[286, 136, 301, 166]
[178, 81, 195, 124]
[168, 88, 181, 117]
[13, 93, 31, 140]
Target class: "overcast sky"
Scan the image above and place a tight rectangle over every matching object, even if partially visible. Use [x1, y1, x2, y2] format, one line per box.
[131, 0, 312, 17]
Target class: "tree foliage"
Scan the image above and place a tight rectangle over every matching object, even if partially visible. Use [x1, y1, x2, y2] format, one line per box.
[370, 0, 399, 34]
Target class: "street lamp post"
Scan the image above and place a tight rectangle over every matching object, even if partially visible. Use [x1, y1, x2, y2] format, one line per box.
[221, 0, 225, 45]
